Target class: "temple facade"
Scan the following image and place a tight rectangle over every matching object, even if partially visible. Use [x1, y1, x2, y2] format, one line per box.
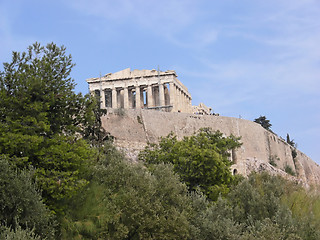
[86, 68, 192, 113]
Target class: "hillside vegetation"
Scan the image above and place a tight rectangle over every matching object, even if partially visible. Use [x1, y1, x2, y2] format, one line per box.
[1, 43, 320, 239]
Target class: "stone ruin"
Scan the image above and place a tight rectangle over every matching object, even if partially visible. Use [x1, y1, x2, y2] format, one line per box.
[86, 68, 320, 186]
[193, 102, 213, 115]
[86, 68, 212, 114]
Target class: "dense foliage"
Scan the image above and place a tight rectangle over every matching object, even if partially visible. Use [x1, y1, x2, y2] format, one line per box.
[0, 155, 55, 239]
[1, 43, 320, 239]
[60, 155, 320, 240]
[0, 224, 43, 240]
[139, 128, 242, 200]
[60, 143, 194, 239]
[188, 173, 320, 240]
[0, 43, 103, 213]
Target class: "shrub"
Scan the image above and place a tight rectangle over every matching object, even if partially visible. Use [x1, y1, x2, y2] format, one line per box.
[61, 144, 193, 239]
[292, 149, 297, 159]
[285, 164, 296, 176]
[269, 155, 279, 167]
[137, 115, 143, 124]
[0, 225, 42, 240]
[0, 155, 55, 239]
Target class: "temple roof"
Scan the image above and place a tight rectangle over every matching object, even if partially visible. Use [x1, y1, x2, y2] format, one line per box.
[87, 68, 177, 82]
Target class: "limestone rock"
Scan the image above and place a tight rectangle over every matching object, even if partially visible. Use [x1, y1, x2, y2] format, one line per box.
[102, 109, 320, 186]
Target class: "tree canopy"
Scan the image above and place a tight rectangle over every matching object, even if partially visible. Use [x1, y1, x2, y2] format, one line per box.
[254, 115, 272, 131]
[60, 144, 194, 239]
[286, 133, 297, 148]
[0, 42, 103, 213]
[139, 128, 242, 200]
[0, 155, 55, 239]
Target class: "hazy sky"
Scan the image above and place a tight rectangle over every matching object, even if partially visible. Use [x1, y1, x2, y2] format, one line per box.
[1, 0, 319, 163]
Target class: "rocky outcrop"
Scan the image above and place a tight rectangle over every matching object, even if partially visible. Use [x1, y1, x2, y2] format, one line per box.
[101, 109, 320, 186]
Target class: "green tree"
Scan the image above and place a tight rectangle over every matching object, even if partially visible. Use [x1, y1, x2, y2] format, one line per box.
[61, 144, 193, 239]
[189, 173, 311, 240]
[254, 115, 272, 131]
[81, 94, 107, 147]
[228, 173, 319, 239]
[0, 155, 55, 239]
[1, 43, 75, 136]
[188, 192, 242, 240]
[281, 182, 320, 240]
[229, 173, 287, 223]
[0, 43, 101, 213]
[286, 133, 297, 148]
[139, 128, 242, 200]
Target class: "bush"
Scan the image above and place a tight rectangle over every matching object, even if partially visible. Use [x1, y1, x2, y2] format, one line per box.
[0, 155, 55, 239]
[189, 194, 242, 240]
[281, 184, 320, 240]
[284, 164, 296, 176]
[292, 149, 297, 159]
[269, 155, 279, 167]
[61, 144, 193, 239]
[0, 225, 42, 240]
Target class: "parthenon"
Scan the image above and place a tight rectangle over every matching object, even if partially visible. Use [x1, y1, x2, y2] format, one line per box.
[86, 68, 193, 113]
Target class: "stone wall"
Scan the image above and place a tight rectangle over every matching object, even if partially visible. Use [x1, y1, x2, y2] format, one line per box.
[101, 109, 320, 186]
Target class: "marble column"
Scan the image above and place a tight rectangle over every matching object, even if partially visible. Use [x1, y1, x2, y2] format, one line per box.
[112, 88, 117, 108]
[188, 96, 192, 113]
[175, 86, 179, 111]
[124, 87, 129, 109]
[177, 87, 181, 112]
[169, 82, 175, 111]
[147, 85, 153, 108]
[153, 86, 159, 106]
[159, 83, 165, 107]
[101, 89, 106, 109]
[181, 91, 184, 112]
[164, 85, 169, 106]
[183, 92, 187, 112]
[128, 88, 133, 108]
[135, 86, 141, 109]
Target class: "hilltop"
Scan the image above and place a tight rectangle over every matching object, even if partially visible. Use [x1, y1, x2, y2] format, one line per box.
[102, 108, 320, 186]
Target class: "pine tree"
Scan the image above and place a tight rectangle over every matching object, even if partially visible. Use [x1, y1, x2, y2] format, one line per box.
[0, 43, 104, 213]
[254, 115, 272, 131]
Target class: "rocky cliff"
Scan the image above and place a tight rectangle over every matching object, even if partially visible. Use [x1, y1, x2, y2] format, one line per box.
[101, 109, 320, 186]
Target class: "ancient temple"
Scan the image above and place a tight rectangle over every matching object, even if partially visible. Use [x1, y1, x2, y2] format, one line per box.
[86, 68, 192, 113]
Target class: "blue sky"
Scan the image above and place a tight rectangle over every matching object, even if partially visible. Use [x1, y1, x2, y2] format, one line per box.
[1, 0, 319, 163]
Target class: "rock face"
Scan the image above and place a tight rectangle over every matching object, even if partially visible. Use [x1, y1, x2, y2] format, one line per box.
[102, 109, 320, 186]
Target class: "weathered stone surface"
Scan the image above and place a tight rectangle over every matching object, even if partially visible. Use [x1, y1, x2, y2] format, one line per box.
[102, 109, 320, 186]
[192, 102, 213, 115]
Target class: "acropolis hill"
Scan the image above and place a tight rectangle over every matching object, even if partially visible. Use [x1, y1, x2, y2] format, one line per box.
[87, 68, 320, 186]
